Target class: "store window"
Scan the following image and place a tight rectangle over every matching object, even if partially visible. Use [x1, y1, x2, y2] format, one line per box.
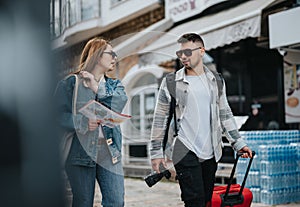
[61, 0, 67, 32]
[50, 0, 101, 39]
[81, 0, 99, 21]
[68, 0, 77, 26]
[50, 0, 61, 38]
[50, 0, 54, 37]
[129, 74, 158, 139]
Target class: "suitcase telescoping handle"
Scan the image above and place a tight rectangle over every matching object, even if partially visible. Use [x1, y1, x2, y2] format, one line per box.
[223, 151, 256, 201]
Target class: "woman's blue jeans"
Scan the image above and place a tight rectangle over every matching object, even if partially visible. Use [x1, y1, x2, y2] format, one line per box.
[65, 139, 124, 207]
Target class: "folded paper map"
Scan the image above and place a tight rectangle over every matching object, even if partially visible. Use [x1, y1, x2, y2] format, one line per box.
[78, 100, 131, 128]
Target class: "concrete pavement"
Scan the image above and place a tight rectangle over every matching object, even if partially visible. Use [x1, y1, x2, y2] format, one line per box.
[122, 177, 300, 207]
[125, 177, 183, 207]
[92, 177, 182, 207]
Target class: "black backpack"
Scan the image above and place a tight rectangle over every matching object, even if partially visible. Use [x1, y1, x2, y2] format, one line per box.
[162, 70, 224, 151]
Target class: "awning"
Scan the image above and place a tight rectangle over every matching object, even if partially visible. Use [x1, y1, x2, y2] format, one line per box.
[139, 0, 276, 59]
[113, 19, 173, 59]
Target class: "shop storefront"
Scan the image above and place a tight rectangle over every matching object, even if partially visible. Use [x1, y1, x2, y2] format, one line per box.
[121, 0, 284, 175]
[138, 0, 283, 128]
[237, 5, 300, 205]
[269, 6, 300, 125]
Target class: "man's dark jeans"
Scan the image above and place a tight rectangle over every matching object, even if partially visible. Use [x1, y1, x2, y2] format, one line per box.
[173, 139, 217, 207]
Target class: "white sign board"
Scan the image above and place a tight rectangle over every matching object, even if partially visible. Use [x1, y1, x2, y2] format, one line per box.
[167, 0, 228, 22]
[284, 64, 300, 123]
[269, 6, 300, 49]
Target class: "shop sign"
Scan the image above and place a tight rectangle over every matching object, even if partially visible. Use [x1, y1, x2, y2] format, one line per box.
[284, 64, 300, 123]
[167, 0, 227, 22]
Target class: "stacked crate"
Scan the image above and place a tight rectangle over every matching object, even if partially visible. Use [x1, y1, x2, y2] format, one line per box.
[236, 130, 300, 205]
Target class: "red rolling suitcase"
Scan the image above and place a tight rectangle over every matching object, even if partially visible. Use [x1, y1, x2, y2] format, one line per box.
[211, 151, 256, 207]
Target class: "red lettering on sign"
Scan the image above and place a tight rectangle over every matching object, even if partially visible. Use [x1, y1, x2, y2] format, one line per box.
[189, 0, 195, 10]
[170, 2, 188, 16]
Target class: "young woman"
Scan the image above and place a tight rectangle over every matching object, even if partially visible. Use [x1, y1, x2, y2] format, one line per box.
[56, 37, 128, 207]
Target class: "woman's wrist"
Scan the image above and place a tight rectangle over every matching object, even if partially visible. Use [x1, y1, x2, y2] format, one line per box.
[91, 84, 98, 93]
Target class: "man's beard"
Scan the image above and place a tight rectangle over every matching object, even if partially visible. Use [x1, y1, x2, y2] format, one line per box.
[185, 65, 192, 70]
[182, 61, 194, 70]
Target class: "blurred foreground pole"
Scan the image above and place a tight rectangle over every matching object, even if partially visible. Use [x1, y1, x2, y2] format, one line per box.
[0, 1, 64, 207]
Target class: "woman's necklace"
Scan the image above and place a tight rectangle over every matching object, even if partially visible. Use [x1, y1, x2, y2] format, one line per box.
[94, 77, 100, 83]
[94, 75, 104, 84]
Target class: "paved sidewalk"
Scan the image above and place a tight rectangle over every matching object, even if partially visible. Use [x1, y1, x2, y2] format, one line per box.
[122, 177, 300, 207]
[125, 177, 183, 207]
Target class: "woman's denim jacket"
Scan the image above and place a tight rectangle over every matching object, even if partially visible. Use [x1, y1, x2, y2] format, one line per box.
[56, 75, 128, 167]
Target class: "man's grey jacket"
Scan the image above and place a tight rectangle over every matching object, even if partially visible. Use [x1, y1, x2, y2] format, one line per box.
[150, 67, 247, 162]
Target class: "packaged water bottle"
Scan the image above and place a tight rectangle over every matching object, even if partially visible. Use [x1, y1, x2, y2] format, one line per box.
[250, 187, 260, 203]
[260, 161, 268, 175]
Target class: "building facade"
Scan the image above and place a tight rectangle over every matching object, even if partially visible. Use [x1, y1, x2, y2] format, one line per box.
[50, 0, 169, 176]
[51, 0, 300, 177]
[269, 4, 300, 124]
[121, 0, 300, 173]
[50, 0, 165, 77]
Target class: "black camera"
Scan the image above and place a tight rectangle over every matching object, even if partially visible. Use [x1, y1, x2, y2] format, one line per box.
[144, 169, 171, 187]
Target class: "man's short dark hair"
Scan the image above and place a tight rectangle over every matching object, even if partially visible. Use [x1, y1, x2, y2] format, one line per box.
[177, 33, 205, 47]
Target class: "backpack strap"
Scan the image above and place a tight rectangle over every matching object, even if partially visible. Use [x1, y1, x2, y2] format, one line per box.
[166, 72, 176, 99]
[210, 70, 224, 98]
[163, 72, 178, 151]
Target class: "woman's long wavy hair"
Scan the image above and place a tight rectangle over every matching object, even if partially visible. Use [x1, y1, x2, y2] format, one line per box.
[74, 37, 110, 74]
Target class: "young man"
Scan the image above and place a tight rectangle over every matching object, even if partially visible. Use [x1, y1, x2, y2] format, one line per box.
[150, 33, 252, 207]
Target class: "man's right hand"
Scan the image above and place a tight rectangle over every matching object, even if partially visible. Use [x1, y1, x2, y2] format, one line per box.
[151, 158, 167, 173]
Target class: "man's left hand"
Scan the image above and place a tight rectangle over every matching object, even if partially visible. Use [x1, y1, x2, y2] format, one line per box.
[238, 146, 253, 158]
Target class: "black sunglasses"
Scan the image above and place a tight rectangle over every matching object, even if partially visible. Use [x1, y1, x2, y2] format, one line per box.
[176, 47, 203, 58]
[103, 51, 117, 59]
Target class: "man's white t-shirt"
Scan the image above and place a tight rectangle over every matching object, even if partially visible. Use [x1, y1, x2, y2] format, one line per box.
[178, 73, 214, 160]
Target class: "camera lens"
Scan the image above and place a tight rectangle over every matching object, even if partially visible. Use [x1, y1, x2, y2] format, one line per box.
[144, 170, 171, 187]
[163, 170, 171, 179]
